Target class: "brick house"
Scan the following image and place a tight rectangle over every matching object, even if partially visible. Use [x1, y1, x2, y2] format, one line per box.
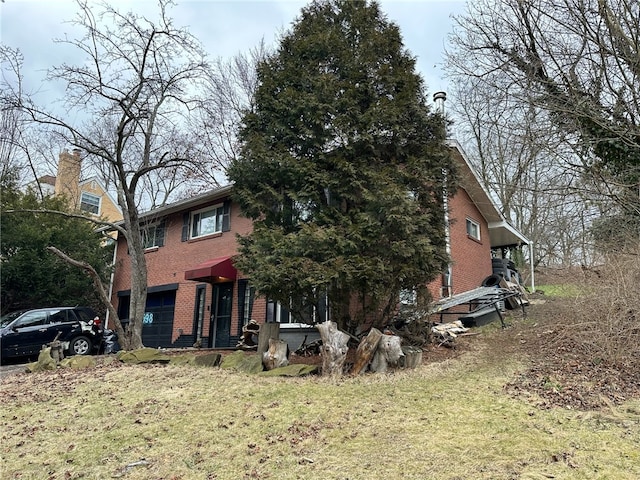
[429, 139, 530, 299]
[108, 142, 529, 349]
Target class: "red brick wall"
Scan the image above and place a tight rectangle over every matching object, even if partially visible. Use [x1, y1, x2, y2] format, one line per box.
[111, 186, 494, 343]
[110, 198, 256, 345]
[428, 187, 492, 300]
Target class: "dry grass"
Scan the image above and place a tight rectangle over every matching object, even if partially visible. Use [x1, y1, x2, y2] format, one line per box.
[537, 255, 640, 365]
[2, 338, 640, 480]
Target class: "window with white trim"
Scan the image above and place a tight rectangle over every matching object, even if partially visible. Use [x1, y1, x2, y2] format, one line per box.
[190, 204, 224, 239]
[267, 293, 328, 324]
[466, 218, 480, 241]
[267, 300, 290, 323]
[80, 192, 101, 215]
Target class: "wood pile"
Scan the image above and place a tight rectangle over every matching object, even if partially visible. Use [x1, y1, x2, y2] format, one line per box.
[314, 321, 423, 376]
[431, 320, 470, 347]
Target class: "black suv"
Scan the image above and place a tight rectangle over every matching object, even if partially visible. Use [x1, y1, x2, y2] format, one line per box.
[0, 307, 104, 361]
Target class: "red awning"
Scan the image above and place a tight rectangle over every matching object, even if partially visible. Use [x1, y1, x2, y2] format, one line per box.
[184, 256, 237, 282]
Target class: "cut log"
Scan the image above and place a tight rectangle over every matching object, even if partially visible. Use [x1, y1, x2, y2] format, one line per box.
[316, 321, 350, 376]
[48, 331, 64, 363]
[370, 334, 404, 373]
[499, 278, 522, 310]
[350, 328, 383, 375]
[263, 338, 289, 370]
[401, 346, 422, 369]
[257, 322, 280, 357]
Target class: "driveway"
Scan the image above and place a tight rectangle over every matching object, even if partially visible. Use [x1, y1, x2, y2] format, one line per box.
[0, 361, 28, 380]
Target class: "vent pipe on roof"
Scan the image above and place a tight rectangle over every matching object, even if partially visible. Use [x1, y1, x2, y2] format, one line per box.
[433, 91, 447, 115]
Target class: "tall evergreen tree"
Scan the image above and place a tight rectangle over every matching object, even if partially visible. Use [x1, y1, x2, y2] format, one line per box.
[228, 0, 453, 332]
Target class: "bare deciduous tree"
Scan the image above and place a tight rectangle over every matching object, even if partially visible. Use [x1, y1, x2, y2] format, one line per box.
[198, 42, 269, 168]
[446, 0, 640, 261]
[447, 76, 603, 267]
[4, 0, 221, 349]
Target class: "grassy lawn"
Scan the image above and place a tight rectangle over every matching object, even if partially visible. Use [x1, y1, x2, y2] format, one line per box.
[533, 283, 589, 298]
[2, 335, 639, 480]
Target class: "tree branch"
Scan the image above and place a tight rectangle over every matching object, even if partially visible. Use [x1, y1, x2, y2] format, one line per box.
[46, 245, 125, 342]
[4, 208, 126, 236]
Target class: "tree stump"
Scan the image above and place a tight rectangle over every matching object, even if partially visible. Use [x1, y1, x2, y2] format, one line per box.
[316, 321, 350, 376]
[257, 322, 280, 357]
[401, 346, 423, 369]
[48, 332, 64, 363]
[350, 328, 383, 375]
[370, 334, 404, 373]
[236, 319, 260, 350]
[263, 338, 290, 370]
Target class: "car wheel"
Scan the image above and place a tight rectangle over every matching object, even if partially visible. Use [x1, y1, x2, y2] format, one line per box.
[69, 336, 92, 356]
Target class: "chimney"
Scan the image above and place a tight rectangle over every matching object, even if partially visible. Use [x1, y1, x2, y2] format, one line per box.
[433, 91, 447, 115]
[55, 149, 82, 208]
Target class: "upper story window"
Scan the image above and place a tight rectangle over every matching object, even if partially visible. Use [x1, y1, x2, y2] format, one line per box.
[190, 204, 224, 239]
[143, 221, 166, 249]
[181, 200, 231, 242]
[466, 218, 481, 241]
[80, 192, 101, 215]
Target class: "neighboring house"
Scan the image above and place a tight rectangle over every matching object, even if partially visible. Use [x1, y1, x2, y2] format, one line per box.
[56, 149, 123, 224]
[29, 149, 123, 224]
[108, 143, 530, 350]
[35, 175, 56, 197]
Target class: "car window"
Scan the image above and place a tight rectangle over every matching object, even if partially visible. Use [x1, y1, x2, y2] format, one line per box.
[74, 309, 94, 322]
[0, 310, 25, 328]
[49, 310, 68, 323]
[13, 311, 48, 328]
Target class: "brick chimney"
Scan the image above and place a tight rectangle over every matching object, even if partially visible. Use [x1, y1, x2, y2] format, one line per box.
[55, 148, 82, 208]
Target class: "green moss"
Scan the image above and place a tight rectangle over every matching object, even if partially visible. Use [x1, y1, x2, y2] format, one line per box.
[219, 350, 263, 373]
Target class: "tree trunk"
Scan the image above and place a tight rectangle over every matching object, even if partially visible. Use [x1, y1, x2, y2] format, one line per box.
[262, 338, 289, 370]
[316, 320, 350, 376]
[258, 322, 280, 358]
[350, 328, 383, 375]
[124, 216, 148, 351]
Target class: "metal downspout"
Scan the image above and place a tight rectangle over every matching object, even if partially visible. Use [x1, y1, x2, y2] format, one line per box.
[434, 91, 453, 297]
[105, 234, 119, 329]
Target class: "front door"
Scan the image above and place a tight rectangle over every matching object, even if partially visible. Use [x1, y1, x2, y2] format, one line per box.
[210, 282, 233, 348]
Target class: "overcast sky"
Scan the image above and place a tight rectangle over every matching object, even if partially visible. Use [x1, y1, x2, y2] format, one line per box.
[1, 0, 467, 104]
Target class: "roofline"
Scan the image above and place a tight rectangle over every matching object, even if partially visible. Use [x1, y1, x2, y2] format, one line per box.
[137, 183, 234, 221]
[446, 138, 531, 246]
[488, 220, 532, 247]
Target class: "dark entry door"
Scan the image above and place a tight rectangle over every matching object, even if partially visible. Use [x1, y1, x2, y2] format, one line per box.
[210, 282, 233, 348]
